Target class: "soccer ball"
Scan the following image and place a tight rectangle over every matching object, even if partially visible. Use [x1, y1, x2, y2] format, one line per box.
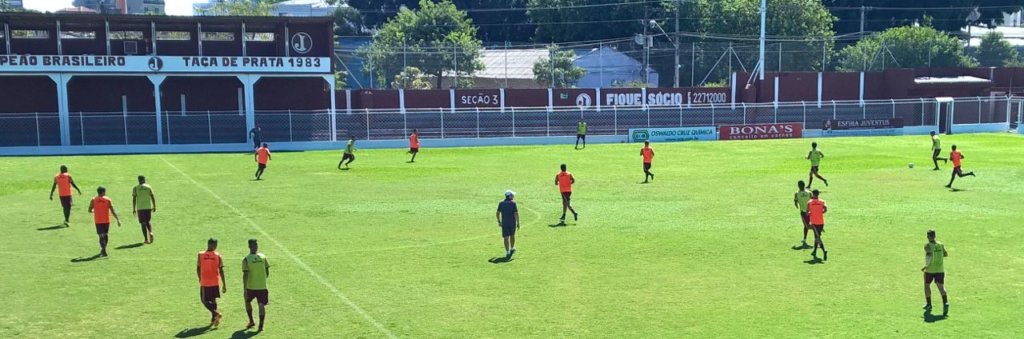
[908, 163, 914, 169]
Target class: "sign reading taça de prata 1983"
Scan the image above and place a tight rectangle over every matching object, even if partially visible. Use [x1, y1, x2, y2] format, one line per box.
[0, 55, 331, 74]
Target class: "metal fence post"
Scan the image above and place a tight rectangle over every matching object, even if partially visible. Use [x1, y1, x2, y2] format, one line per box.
[647, 107, 651, 128]
[288, 109, 294, 142]
[403, 110, 408, 137]
[613, 106, 618, 135]
[978, 97, 983, 123]
[207, 110, 213, 144]
[679, 105, 683, 126]
[440, 108, 445, 139]
[920, 98, 926, 125]
[711, 103, 716, 126]
[546, 109, 550, 136]
[832, 101, 837, 120]
[862, 103, 866, 119]
[802, 101, 806, 127]
[892, 99, 896, 118]
[35, 112, 41, 146]
[79, 112, 85, 145]
[123, 111, 129, 145]
[774, 104, 778, 124]
[511, 107, 516, 137]
[166, 111, 171, 144]
[365, 109, 370, 141]
[742, 103, 747, 124]
[476, 107, 481, 138]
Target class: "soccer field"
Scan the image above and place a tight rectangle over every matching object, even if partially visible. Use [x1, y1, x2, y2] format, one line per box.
[1, 133, 1022, 338]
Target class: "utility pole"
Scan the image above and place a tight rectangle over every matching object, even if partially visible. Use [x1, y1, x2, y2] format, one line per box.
[643, 8, 650, 86]
[674, 2, 680, 88]
[860, 6, 866, 39]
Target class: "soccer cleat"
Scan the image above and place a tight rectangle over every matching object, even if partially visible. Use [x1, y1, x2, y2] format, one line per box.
[246, 322, 256, 329]
[573, 212, 578, 221]
[923, 304, 932, 310]
[212, 312, 222, 327]
[944, 184, 952, 188]
[811, 250, 817, 258]
[823, 250, 828, 261]
[942, 304, 949, 315]
[824, 180, 829, 187]
[100, 251, 108, 257]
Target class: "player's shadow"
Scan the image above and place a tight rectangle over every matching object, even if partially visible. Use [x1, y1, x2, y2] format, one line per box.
[923, 310, 947, 323]
[231, 329, 260, 339]
[804, 257, 824, 265]
[174, 325, 212, 338]
[949, 188, 967, 192]
[70, 254, 103, 263]
[548, 222, 568, 228]
[115, 242, 144, 250]
[37, 225, 65, 231]
[791, 243, 813, 250]
[488, 256, 513, 264]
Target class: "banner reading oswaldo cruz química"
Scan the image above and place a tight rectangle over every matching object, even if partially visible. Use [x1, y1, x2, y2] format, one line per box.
[629, 126, 717, 143]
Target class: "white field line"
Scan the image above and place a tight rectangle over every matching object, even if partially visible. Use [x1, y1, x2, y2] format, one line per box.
[160, 157, 397, 339]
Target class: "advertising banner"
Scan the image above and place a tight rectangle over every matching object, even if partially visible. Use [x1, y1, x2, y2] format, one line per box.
[0, 55, 331, 74]
[719, 123, 803, 140]
[822, 118, 903, 136]
[628, 126, 717, 143]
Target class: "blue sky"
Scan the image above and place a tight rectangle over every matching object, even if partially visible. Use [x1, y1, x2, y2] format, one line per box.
[23, 0, 205, 15]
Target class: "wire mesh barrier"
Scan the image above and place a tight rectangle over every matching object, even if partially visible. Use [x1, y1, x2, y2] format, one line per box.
[0, 97, 1015, 148]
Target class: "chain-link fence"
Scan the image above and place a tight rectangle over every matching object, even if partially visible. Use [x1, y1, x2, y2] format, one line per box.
[1, 96, 1014, 147]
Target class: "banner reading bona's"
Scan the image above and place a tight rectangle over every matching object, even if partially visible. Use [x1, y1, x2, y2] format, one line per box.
[718, 123, 803, 140]
[629, 126, 717, 143]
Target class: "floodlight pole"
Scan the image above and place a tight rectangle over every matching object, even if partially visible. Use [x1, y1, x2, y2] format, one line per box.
[758, 0, 766, 80]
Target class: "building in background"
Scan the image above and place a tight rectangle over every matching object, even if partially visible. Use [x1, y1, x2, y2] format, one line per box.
[71, 0, 117, 13]
[574, 46, 658, 88]
[196, 0, 340, 17]
[114, 0, 165, 14]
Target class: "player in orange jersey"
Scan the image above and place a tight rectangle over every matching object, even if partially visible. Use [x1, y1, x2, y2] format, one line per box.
[88, 186, 121, 257]
[945, 144, 975, 189]
[49, 165, 82, 227]
[255, 143, 271, 180]
[197, 238, 226, 327]
[641, 141, 655, 183]
[408, 129, 420, 163]
[555, 164, 578, 224]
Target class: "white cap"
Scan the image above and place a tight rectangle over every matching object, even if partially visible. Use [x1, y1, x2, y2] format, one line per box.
[505, 190, 515, 197]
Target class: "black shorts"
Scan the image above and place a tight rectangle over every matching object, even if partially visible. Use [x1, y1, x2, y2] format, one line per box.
[137, 209, 152, 223]
[924, 272, 945, 284]
[810, 166, 820, 173]
[246, 289, 269, 305]
[258, 163, 267, 170]
[811, 224, 824, 233]
[560, 192, 572, 202]
[577, 134, 586, 140]
[342, 153, 355, 161]
[932, 149, 942, 158]
[200, 286, 221, 301]
[643, 162, 652, 171]
[410, 147, 419, 153]
[95, 223, 110, 235]
[953, 166, 962, 175]
[60, 196, 72, 209]
[800, 212, 810, 226]
[501, 225, 517, 237]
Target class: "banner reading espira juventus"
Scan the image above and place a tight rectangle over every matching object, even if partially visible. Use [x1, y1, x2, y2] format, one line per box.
[629, 127, 717, 143]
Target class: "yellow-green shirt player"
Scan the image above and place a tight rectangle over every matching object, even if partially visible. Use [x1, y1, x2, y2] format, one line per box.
[793, 180, 812, 246]
[338, 136, 356, 169]
[575, 121, 587, 149]
[921, 229, 949, 314]
[132, 175, 156, 244]
[806, 142, 829, 188]
[930, 131, 948, 170]
[243, 239, 271, 332]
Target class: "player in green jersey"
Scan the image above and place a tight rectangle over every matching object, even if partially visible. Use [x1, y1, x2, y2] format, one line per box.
[338, 136, 356, 169]
[921, 229, 949, 315]
[930, 131, 948, 171]
[806, 142, 829, 188]
[132, 175, 157, 244]
[793, 180, 812, 247]
[243, 239, 271, 332]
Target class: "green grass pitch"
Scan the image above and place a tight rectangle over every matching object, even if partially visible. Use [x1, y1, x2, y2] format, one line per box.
[1, 133, 1022, 338]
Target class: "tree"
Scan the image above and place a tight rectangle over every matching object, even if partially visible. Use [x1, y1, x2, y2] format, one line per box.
[975, 31, 1019, 67]
[533, 46, 586, 88]
[358, 0, 484, 89]
[392, 66, 434, 89]
[452, 0, 534, 42]
[688, 0, 835, 83]
[824, 1, 1024, 35]
[334, 6, 367, 36]
[836, 26, 975, 71]
[527, 0, 675, 43]
[198, 0, 284, 16]
[346, 0, 420, 30]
